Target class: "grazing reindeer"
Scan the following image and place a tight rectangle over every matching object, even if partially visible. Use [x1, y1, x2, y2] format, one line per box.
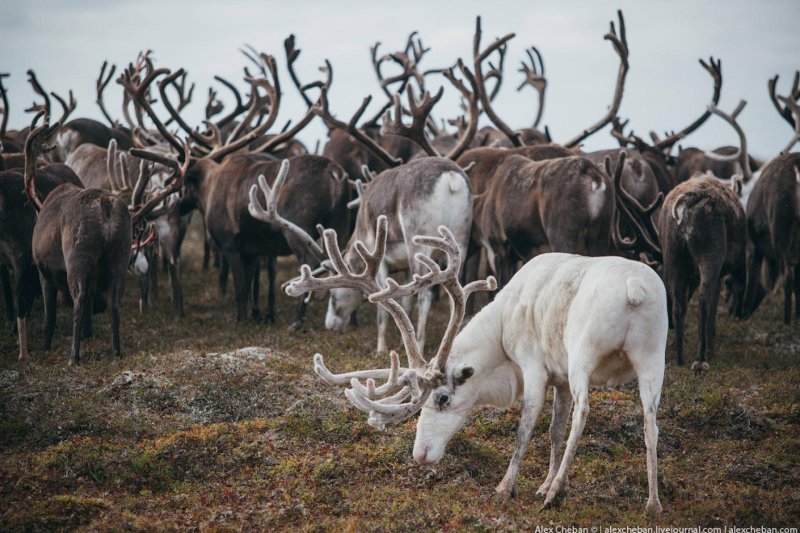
[659, 171, 746, 370]
[251, 157, 472, 353]
[286, 217, 667, 513]
[27, 117, 186, 364]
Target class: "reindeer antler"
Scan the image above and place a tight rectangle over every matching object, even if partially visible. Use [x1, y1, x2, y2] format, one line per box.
[380, 86, 444, 157]
[564, 10, 629, 148]
[606, 151, 662, 260]
[706, 100, 752, 181]
[96, 61, 118, 127]
[247, 159, 326, 262]
[517, 46, 547, 128]
[473, 16, 520, 147]
[285, 214, 496, 429]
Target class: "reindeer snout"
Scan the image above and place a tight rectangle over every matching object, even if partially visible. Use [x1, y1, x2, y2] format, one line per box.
[413, 443, 431, 464]
[413, 442, 441, 465]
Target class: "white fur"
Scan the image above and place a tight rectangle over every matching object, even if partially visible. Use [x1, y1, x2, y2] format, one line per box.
[413, 253, 667, 513]
[132, 252, 149, 275]
[587, 180, 607, 218]
[326, 169, 472, 354]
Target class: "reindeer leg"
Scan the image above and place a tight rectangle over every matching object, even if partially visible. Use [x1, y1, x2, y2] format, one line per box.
[1, 265, 15, 332]
[794, 263, 800, 319]
[225, 252, 248, 321]
[537, 383, 572, 496]
[415, 287, 433, 355]
[41, 274, 57, 352]
[14, 267, 33, 361]
[744, 243, 763, 318]
[266, 255, 277, 324]
[783, 258, 795, 325]
[69, 277, 89, 365]
[543, 374, 590, 509]
[463, 243, 480, 315]
[376, 262, 389, 354]
[168, 256, 184, 318]
[639, 370, 663, 514]
[111, 277, 123, 357]
[150, 249, 160, 304]
[496, 367, 548, 500]
[218, 256, 230, 297]
[81, 278, 97, 340]
[670, 277, 689, 367]
[250, 257, 261, 322]
[695, 263, 721, 371]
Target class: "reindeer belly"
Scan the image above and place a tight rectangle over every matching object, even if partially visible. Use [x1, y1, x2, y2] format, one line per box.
[589, 350, 636, 387]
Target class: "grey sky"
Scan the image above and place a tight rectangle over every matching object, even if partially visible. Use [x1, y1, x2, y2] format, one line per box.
[2, 0, 798, 158]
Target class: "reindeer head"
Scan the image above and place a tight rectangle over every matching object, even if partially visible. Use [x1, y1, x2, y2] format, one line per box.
[281, 208, 496, 430]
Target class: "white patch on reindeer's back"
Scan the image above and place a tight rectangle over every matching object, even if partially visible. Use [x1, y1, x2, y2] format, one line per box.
[586, 178, 606, 219]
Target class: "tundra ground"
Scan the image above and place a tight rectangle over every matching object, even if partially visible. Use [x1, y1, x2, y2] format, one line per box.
[1, 218, 798, 531]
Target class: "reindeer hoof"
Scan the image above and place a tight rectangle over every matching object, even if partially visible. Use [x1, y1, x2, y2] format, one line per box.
[542, 483, 567, 510]
[535, 480, 551, 497]
[645, 499, 663, 515]
[287, 320, 303, 332]
[493, 483, 516, 501]
[264, 313, 276, 324]
[251, 309, 262, 322]
[691, 361, 710, 374]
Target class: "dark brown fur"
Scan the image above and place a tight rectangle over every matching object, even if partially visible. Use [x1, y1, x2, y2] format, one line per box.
[0, 166, 82, 358]
[32, 183, 131, 364]
[743, 153, 800, 324]
[475, 155, 614, 288]
[659, 176, 747, 366]
[185, 153, 351, 324]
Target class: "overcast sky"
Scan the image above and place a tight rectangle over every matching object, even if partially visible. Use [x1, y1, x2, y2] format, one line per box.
[2, 0, 798, 158]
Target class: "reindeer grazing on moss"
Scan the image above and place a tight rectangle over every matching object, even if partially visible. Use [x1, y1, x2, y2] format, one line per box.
[284, 216, 668, 513]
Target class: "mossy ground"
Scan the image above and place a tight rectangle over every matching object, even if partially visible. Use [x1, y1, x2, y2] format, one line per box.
[1, 218, 799, 531]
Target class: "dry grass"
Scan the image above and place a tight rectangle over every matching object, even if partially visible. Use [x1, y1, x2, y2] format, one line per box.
[1, 217, 799, 531]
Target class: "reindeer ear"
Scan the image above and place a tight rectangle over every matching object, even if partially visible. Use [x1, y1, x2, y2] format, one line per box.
[455, 365, 475, 385]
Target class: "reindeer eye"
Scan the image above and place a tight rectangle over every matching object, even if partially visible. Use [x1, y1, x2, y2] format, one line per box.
[435, 392, 450, 409]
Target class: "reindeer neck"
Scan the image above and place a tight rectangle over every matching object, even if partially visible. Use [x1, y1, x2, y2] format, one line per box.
[451, 295, 520, 409]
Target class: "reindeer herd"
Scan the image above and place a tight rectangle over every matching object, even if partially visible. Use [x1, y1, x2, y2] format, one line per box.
[1, 10, 798, 513]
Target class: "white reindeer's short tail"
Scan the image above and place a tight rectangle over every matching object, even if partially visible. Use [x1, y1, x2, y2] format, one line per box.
[626, 277, 647, 307]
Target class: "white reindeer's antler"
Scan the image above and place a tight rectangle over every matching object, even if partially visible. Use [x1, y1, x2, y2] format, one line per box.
[248, 159, 326, 262]
[292, 216, 496, 428]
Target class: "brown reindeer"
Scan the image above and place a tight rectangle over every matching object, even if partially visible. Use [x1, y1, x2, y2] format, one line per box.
[26, 116, 186, 364]
[659, 172, 746, 370]
[741, 76, 800, 323]
[473, 154, 624, 289]
[120, 49, 349, 327]
[0, 143, 82, 359]
[65, 139, 176, 313]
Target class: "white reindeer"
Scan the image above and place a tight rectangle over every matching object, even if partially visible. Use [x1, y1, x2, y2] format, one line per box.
[251, 156, 472, 354]
[286, 216, 668, 513]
